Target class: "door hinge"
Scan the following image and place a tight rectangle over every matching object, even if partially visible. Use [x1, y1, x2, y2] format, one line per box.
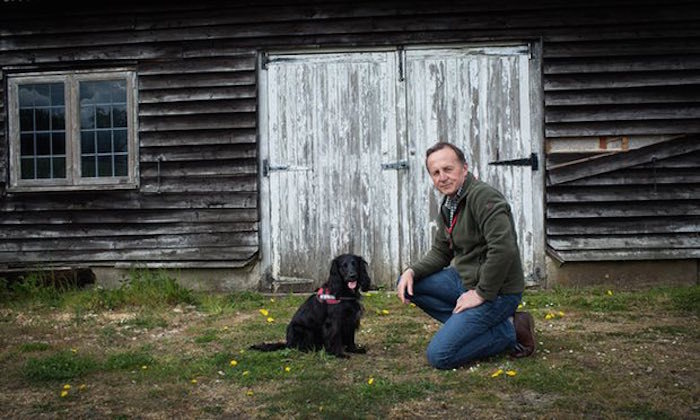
[263, 159, 311, 176]
[489, 153, 538, 171]
[381, 159, 409, 170]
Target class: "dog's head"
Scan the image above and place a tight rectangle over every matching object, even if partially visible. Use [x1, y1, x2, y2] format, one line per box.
[329, 254, 371, 295]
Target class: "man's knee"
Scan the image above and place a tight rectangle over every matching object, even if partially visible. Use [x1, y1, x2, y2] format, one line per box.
[426, 342, 454, 370]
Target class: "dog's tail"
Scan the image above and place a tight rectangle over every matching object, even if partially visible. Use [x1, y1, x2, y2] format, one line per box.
[249, 342, 287, 352]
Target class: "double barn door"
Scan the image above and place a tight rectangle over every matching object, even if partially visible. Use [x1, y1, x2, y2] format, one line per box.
[261, 45, 544, 288]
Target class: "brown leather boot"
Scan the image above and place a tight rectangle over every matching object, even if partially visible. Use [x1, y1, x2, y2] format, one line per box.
[511, 311, 536, 358]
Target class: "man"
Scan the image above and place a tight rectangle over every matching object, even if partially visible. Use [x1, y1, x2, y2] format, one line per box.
[397, 141, 535, 369]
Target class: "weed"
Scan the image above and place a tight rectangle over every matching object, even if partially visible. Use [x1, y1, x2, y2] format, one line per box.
[19, 342, 51, 353]
[105, 351, 155, 371]
[23, 351, 98, 381]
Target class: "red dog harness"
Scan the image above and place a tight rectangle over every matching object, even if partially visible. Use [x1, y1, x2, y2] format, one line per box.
[316, 288, 341, 305]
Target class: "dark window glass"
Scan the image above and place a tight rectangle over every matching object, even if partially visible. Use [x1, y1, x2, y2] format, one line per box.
[113, 129, 128, 152]
[35, 108, 50, 131]
[19, 85, 33, 106]
[97, 130, 112, 153]
[34, 85, 50, 107]
[36, 157, 51, 178]
[114, 155, 128, 176]
[21, 158, 35, 179]
[96, 105, 111, 128]
[50, 83, 64, 106]
[112, 105, 127, 127]
[53, 157, 66, 178]
[20, 109, 34, 131]
[82, 156, 96, 177]
[111, 80, 127, 102]
[52, 132, 66, 155]
[97, 156, 113, 177]
[80, 106, 95, 129]
[51, 107, 65, 130]
[21, 134, 34, 156]
[80, 82, 95, 105]
[81, 130, 95, 154]
[36, 133, 51, 156]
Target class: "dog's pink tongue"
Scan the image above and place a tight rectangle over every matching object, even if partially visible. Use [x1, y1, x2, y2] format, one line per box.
[348, 281, 357, 290]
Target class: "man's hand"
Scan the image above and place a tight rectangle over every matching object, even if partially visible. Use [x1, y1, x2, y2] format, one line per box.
[397, 269, 415, 304]
[453, 289, 484, 313]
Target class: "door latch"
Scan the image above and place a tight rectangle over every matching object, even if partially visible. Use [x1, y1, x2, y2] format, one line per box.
[381, 160, 409, 170]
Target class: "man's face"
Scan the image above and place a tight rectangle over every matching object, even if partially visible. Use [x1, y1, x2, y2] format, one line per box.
[426, 147, 468, 196]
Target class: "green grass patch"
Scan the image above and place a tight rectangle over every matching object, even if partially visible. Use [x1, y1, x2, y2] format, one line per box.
[105, 350, 155, 371]
[19, 342, 51, 353]
[23, 351, 98, 381]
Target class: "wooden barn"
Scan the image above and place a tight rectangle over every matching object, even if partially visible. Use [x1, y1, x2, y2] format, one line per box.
[1, 0, 698, 291]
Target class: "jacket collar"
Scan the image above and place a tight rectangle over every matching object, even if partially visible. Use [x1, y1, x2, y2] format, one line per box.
[440, 172, 475, 219]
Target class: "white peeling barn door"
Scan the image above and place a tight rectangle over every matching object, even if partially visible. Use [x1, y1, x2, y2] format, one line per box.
[261, 45, 544, 288]
[401, 46, 544, 283]
[261, 52, 401, 287]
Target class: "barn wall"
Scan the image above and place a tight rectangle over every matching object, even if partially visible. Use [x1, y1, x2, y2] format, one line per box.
[1, 0, 698, 278]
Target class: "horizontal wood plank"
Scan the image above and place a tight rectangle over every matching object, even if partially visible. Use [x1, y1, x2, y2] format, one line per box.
[547, 201, 700, 218]
[140, 175, 257, 193]
[548, 233, 699, 250]
[139, 99, 256, 116]
[0, 210, 258, 225]
[546, 185, 700, 202]
[545, 104, 700, 123]
[545, 70, 700, 91]
[139, 85, 256, 103]
[545, 119, 700, 137]
[140, 160, 256, 177]
[139, 144, 256, 162]
[544, 54, 700, 74]
[139, 128, 256, 147]
[544, 85, 700, 106]
[549, 169, 700, 186]
[0, 247, 258, 263]
[549, 248, 700, 261]
[139, 113, 256, 131]
[139, 71, 255, 90]
[138, 56, 256, 75]
[547, 217, 700, 235]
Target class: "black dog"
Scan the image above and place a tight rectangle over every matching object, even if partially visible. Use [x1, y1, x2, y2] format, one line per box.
[250, 254, 371, 358]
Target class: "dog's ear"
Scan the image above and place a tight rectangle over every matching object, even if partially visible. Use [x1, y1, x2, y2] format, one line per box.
[358, 257, 371, 292]
[328, 256, 343, 292]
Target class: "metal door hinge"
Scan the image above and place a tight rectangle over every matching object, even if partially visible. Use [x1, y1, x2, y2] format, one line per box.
[381, 160, 409, 170]
[489, 153, 538, 171]
[263, 159, 311, 176]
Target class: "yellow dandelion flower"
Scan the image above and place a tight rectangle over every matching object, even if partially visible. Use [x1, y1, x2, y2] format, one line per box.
[63, 384, 71, 390]
[491, 369, 504, 378]
[270, 298, 276, 303]
[141, 365, 148, 370]
[259, 309, 269, 316]
[545, 313, 554, 320]
[79, 384, 87, 391]
[607, 290, 614, 296]
[506, 370, 517, 377]
[266, 317, 275, 323]
[239, 349, 245, 354]
[71, 348, 78, 353]
[242, 370, 250, 376]
[223, 326, 229, 331]
[191, 379, 198, 384]
[409, 303, 416, 307]
[246, 390, 254, 396]
[381, 309, 390, 315]
[368, 377, 375, 385]
[284, 366, 291, 372]
[60, 390, 69, 398]
[558, 311, 565, 317]
[230, 359, 238, 367]
[517, 304, 523, 310]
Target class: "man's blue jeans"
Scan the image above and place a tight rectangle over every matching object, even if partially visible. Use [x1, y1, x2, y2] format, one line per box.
[402, 267, 520, 369]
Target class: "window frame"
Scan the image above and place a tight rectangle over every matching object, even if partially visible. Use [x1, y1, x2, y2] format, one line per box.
[7, 69, 139, 192]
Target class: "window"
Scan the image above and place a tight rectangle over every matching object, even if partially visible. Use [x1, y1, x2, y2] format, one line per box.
[8, 70, 138, 191]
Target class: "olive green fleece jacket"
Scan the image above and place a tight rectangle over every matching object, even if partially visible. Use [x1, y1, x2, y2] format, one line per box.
[409, 172, 524, 301]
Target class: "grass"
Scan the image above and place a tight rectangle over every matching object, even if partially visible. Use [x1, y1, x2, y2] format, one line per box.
[0, 272, 698, 418]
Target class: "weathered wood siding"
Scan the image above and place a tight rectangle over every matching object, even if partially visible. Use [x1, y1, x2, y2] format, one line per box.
[1, 0, 698, 272]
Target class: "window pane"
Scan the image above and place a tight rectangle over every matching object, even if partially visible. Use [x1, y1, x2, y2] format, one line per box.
[53, 157, 66, 178]
[20, 109, 34, 131]
[81, 130, 95, 154]
[21, 158, 35, 179]
[51, 107, 65, 130]
[35, 108, 50, 131]
[19, 85, 33, 106]
[52, 132, 66, 155]
[97, 130, 112, 153]
[111, 80, 127, 102]
[114, 154, 128, 176]
[50, 83, 64, 106]
[21, 133, 34, 156]
[113, 129, 128, 152]
[36, 157, 51, 178]
[96, 105, 110, 128]
[112, 105, 127, 127]
[80, 106, 95, 129]
[36, 133, 51, 156]
[80, 82, 95, 105]
[82, 156, 96, 177]
[97, 156, 113, 177]
[34, 85, 50, 107]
